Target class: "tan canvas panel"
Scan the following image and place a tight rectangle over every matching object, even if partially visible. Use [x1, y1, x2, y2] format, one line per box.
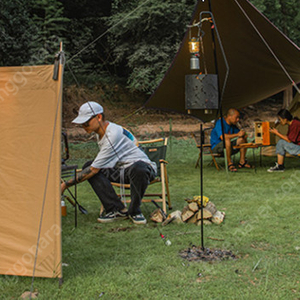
[0, 65, 62, 278]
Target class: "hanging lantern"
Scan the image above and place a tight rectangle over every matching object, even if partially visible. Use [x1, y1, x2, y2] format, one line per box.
[189, 37, 200, 54]
[188, 35, 200, 70]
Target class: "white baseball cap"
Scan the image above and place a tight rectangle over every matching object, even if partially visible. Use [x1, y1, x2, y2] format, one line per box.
[72, 101, 104, 124]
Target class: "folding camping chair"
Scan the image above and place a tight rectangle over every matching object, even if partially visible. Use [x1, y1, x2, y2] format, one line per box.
[191, 130, 223, 170]
[100, 137, 172, 214]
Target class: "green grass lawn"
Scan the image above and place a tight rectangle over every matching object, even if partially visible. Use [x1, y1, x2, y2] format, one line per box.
[1, 138, 300, 300]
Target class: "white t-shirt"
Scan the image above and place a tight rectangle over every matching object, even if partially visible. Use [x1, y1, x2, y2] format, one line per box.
[91, 122, 157, 173]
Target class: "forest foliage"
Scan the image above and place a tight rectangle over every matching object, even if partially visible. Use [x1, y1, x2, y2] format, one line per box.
[0, 0, 299, 93]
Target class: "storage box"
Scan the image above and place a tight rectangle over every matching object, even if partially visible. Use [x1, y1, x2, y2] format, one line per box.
[254, 121, 276, 145]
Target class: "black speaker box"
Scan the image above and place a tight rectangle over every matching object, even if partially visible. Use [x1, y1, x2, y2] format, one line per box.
[185, 74, 219, 110]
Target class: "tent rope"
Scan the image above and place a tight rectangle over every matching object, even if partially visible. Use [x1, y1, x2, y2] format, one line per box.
[29, 57, 65, 299]
[115, 106, 144, 123]
[67, 0, 152, 64]
[66, 63, 81, 87]
[234, 0, 300, 94]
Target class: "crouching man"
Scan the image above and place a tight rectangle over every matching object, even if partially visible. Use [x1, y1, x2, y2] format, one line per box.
[61, 101, 157, 224]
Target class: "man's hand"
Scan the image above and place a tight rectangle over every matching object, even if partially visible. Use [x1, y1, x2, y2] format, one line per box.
[61, 166, 99, 194]
[238, 130, 245, 137]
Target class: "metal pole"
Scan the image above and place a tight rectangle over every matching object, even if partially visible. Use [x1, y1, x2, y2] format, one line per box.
[200, 123, 204, 250]
[206, 1, 228, 174]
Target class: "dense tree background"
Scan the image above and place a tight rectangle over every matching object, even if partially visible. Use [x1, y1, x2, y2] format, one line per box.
[0, 0, 299, 93]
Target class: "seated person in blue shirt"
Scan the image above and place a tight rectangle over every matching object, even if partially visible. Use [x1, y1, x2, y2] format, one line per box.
[210, 108, 251, 172]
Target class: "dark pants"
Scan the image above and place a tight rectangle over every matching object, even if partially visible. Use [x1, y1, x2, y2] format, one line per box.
[83, 160, 156, 215]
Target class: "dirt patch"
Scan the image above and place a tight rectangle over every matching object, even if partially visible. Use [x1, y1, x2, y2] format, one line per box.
[62, 85, 283, 141]
[179, 245, 237, 262]
[108, 227, 134, 233]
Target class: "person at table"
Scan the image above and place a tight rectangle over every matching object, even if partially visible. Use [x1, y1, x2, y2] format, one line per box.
[267, 109, 300, 172]
[210, 108, 251, 172]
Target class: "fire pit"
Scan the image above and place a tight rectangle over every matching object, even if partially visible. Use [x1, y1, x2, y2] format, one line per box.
[179, 245, 237, 262]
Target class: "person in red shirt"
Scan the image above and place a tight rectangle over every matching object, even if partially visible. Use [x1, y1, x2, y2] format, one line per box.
[268, 109, 300, 172]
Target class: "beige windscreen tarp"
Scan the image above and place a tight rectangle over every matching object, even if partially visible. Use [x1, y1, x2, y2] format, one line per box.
[0, 65, 62, 278]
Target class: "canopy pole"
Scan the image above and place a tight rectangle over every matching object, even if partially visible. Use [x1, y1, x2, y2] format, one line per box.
[205, 2, 228, 174]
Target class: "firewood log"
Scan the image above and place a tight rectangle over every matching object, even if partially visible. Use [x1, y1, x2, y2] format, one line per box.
[211, 211, 225, 224]
[187, 213, 198, 224]
[196, 219, 213, 226]
[188, 202, 199, 212]
[170, 210, 183, 223]
[205, 201, 217, 215]
[162, 210, 183, 225]
[150, 208, 164, 223]
[196, 208, 213, 220]
[181, 206, 195, 222]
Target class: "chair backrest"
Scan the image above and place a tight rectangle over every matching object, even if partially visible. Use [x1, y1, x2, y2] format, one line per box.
[61, 132, 70, 164]
[191, 127, 214, 146]
[139, 138, 168, 178]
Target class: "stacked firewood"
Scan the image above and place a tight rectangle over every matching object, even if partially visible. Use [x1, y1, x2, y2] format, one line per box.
[180, 196, 225, 225]
[150, 196, 225, 225]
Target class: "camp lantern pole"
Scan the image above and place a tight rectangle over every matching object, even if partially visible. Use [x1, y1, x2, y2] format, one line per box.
[186, 4, 230, 250]
[207, 0, 228, 173]
[200, 123, 204, 250]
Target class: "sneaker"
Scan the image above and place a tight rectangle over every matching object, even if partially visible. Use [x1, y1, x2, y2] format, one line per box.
[129, 213, 147, 225]
[97, 210, 128, 223]
[267, 163, 285, 172]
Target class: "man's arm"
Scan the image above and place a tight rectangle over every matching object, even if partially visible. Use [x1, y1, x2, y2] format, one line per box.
[220, 130, 245, 140]
[61, 166, 100, 194]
